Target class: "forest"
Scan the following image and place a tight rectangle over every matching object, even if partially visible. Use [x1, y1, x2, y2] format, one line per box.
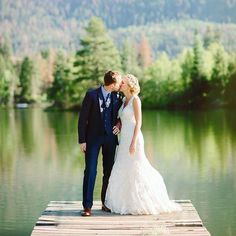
[1, 16, 236, 110]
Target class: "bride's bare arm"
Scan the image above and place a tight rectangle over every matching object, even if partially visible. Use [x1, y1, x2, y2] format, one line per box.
[129, 96, 142, 155]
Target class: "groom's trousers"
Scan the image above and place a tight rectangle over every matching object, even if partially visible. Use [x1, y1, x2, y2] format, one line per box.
[82, 134, 117, 209]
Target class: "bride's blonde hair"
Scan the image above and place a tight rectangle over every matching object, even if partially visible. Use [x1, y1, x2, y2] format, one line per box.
[126, 74, 140, 95]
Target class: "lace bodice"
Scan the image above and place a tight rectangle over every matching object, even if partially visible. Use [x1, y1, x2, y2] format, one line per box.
[119, 96, 136, 126]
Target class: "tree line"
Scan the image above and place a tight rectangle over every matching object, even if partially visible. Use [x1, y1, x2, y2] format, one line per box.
[1, 17, 236, 110]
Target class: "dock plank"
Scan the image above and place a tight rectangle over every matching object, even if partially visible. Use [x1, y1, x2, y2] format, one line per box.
[31, 200, 211, 236]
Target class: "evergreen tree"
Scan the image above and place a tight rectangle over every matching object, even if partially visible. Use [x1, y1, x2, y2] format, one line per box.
[0, 37, 16, 106]
[210, 47, 228, 100]
[18, 57, 34, 103]
[47, 52, 72, 108]
[191, 35, 204, 80]
[224, 54, 236, 108]
[225, 71, 236, 107]
[189, 34, 210, 107]
[74, 17, 121, 85]
[0, 56, 10, 105]
[180, 49, 193, 90]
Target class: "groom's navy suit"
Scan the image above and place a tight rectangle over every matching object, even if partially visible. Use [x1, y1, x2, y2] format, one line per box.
[78, 86, 122, 209]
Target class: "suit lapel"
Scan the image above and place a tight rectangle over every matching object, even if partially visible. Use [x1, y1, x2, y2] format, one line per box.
[97, 86, 104, 120]
[111, 92, 116, 106]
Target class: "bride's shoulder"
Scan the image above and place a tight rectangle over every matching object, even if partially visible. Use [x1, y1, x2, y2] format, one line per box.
[132, 95, 141, 106]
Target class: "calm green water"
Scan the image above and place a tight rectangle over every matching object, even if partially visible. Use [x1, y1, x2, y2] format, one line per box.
[0, 108, 236, 236]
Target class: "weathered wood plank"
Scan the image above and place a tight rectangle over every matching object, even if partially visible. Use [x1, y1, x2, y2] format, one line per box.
[31, 200, 211, 236]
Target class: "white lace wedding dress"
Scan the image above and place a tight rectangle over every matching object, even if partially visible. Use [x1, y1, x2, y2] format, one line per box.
[105, 96, 182, 215]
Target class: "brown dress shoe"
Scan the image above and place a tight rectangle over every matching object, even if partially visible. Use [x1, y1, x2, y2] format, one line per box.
[101, 204, 111, 213]
[81, 208, 91, 216]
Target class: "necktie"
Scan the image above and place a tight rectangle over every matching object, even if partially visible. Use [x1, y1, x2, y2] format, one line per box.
[105, 93, 110, 108]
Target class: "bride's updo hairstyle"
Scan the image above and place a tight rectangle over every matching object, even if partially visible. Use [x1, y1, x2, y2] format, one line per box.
[126, 74, 140, 95]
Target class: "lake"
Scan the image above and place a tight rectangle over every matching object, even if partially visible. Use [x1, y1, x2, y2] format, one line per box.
[0, 108, 236, 236]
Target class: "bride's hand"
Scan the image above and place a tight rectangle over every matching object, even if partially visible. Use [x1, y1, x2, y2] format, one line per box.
[129, 141, 136, 156]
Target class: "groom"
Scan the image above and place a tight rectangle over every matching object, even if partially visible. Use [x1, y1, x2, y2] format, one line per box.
[78, 71, 123, 216]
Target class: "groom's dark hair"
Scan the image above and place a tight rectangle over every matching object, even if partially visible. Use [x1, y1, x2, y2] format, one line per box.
[104, 70, 120, 86]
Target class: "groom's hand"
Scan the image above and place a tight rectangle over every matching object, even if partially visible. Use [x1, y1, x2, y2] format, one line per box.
[80, 143, 86, 153]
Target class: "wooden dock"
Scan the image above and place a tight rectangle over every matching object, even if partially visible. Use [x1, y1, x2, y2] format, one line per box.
[31, 200, 211, 236]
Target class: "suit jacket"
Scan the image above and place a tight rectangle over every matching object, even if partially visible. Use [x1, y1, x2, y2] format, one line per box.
[78, 86, 123, 144]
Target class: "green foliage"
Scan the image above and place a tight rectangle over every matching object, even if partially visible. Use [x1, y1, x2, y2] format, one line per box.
[0, 56, 10, 105]
[43, 31, 236, 110]
[179, 49, 193, 90]
[141, 78, 185, 109]
[1, 15, 236, 110]
[47, 52, 72, 109]
[191, 35, 204, 80]
[74, 17, 121, 85]
[224, 55, 236, 107]
[225, 71, 236, 107]
[18, 57, 34, 103]
[41, 50, 49, 60]
[121, 39, 141, 77]
[46, 50, 93, 109]
[186, 35, 210, 107]
[209, 45, 229, 102]
[0, 38, 15, 106]
[141, 35, 236, 109]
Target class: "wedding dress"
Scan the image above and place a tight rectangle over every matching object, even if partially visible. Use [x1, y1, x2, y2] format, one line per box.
[105, 96, 182, 215]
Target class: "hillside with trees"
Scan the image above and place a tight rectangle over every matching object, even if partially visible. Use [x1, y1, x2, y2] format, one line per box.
[1, 17, 236, 110]
[1, 0, 236, 55]
[1, 1, 236, 110]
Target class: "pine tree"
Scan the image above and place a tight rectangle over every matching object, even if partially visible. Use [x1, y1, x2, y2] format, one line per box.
[181, 49, 193, 90]
[47, 52, 72, 108]
[18, 57, 34, 103]
[0, 56, 9, 105]
[210, 46, 228, 101]
[191, 35, 204, 80]
[225, 71, 236, 107]
[74, 17, 121, 85]
[0, 37, 16, 106]
[189, 34, 209, 107]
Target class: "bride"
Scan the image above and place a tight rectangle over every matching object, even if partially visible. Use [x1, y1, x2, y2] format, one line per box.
[105, 74, 182, 215]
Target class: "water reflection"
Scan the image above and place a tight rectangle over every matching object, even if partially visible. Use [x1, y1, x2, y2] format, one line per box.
[0, 108, 236, 236]
[142, 110, 236, 236]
